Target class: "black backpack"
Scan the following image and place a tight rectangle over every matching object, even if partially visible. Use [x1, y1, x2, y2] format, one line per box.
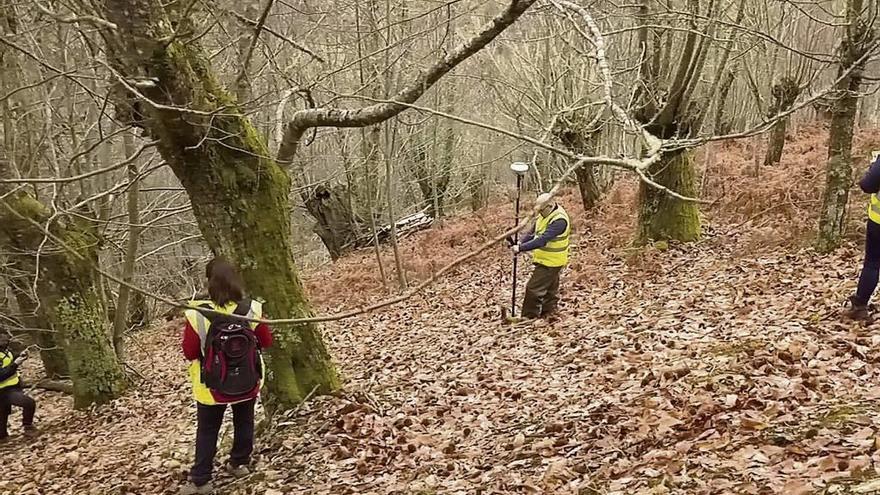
[199, 300, 261, 397]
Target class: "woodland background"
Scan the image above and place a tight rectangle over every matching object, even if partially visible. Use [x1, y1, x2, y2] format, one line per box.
[4, 0, 880, 493]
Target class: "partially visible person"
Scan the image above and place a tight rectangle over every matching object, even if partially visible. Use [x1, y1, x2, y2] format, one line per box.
[511, 193, 571, 319]
[0, 334, 36, 441]
[179, 258, 273, 495]
[848, 151, 880, 320]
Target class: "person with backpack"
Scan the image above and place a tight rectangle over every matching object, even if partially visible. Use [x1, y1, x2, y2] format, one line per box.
[0, 334, 36, 441]
[179, 258, 273, 495]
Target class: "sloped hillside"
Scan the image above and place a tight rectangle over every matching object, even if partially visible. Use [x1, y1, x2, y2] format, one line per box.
[6, 126, 880, 495]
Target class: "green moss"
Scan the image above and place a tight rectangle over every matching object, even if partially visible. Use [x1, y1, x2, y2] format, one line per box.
[114, 16, 341, 412]
[636, 150, 701, 245]
[54, 294, 126, 409]
[819, 405, 864, 427]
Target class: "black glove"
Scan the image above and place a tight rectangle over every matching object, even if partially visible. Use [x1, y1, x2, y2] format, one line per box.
[506, 236, 515, 247]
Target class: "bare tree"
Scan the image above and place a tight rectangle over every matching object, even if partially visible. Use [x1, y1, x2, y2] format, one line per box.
[817, 0, 876, 253]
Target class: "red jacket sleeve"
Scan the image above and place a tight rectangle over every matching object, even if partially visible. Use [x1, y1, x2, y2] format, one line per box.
[182, 321, 201, 361]
[255, 323, 273, 349]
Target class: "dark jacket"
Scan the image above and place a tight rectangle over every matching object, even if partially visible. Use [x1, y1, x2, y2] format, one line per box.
[860, 157, 880, 194]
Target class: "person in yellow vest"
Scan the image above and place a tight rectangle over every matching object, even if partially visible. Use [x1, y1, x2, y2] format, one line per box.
[179, 258, 273, 495]
[848, 151, 880, 320]
[0, 334, 36, 441]
[511, 193, 571, 319]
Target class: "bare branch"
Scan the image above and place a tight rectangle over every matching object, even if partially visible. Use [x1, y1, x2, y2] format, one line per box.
[34, 2, 118, 30]
[0, 141, 158, 184]
[276, 0, 538, 165]
[233, 0, 276, 98]
[228, 9, 325, 63]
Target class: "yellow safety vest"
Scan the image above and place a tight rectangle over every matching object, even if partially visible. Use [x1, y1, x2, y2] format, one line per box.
[184, 299, 264, 405]
[532, 206, 571, 268]
[869, 194, 880, 225]
[0, 351, 20, 390]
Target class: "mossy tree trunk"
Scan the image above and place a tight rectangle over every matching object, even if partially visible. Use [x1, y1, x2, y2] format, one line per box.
[636, 150, 701, 244]
[0, 193, 125, 408]
[633, 0, 705, 245]
[763, 77, 801, 167]
[101, 0, 536, 408]
[817, 0, 873, 253]
[101, 0, 340, 409]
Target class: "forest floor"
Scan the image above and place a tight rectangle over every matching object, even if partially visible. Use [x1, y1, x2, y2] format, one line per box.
[7, 125, 880, 494]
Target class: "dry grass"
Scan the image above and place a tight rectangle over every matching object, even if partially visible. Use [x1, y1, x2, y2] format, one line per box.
[307, 124, 880, 310]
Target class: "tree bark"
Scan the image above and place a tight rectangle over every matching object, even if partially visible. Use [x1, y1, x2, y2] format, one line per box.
[0, 193, 126, 408]
[763, 77, 800, 167]
[816, 0, 871, 253]
[554, 120, 604, 211]
[636, 150, 701, 244]
[634, 0, 703, 244]
[8, 280, 68, 379]
[101, 0, 340, 409]
[304, 185, 360, 260]
[111, 131, 140, 360]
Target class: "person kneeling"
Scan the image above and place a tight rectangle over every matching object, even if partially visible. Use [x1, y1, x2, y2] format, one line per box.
[0, 335, 36, 441]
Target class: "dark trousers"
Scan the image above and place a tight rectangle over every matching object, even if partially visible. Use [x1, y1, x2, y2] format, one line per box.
[522, 264, 563, 318]
[856, 220, 880, 305]
[190, 399, 256, 486]
[0, 386, 35, 436]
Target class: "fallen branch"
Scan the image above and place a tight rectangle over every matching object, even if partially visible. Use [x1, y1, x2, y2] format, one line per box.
[28, 380, 73, 394]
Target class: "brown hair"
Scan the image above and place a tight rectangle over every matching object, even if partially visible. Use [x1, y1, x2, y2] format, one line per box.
[207, 258, 245, 306]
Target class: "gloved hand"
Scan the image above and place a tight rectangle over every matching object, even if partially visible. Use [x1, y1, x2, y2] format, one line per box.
[511, 244, 521, 254]
[14, 349, 28, 366]
[505, 236, 515, 247]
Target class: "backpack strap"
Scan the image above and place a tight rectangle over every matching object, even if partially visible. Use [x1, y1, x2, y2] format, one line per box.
[197, 302, 215, 322]
[233, 299, 252, 317]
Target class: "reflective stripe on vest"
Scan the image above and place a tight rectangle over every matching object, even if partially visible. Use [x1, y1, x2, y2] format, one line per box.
[532, 206, 571, 268]
[0, 351, 20, 390]
[869, 194, 880, 225]
[183, 299, 264, 405]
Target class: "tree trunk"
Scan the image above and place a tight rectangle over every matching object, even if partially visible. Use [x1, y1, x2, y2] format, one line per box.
[817, 94, 858, 252]
[554, 117, 605, 211]
[112, 131, 141, 360]
[763, 118, 789, 167]
[0, 193, 126, 408]
[816, 0, 870, 253]
[9, 282, 68, 379]
[636, 150, 701, 244]
[713, 68, 736, 135]
[763, 77, 800, 167]
[0, 10, 68, 379]
[575, 166, 602, 211]
[102, 0, 340, 409]
[304, 185, 361, 261]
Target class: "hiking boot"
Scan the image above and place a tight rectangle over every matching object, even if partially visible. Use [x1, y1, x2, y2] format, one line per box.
[179, 481, 213, 495]
[846, 296, 872, 321]
[226, 462, 250, 478]
[23, 426, 38, 438]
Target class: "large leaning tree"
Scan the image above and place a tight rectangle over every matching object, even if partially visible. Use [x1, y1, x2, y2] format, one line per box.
[85, 0, 538, 409]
